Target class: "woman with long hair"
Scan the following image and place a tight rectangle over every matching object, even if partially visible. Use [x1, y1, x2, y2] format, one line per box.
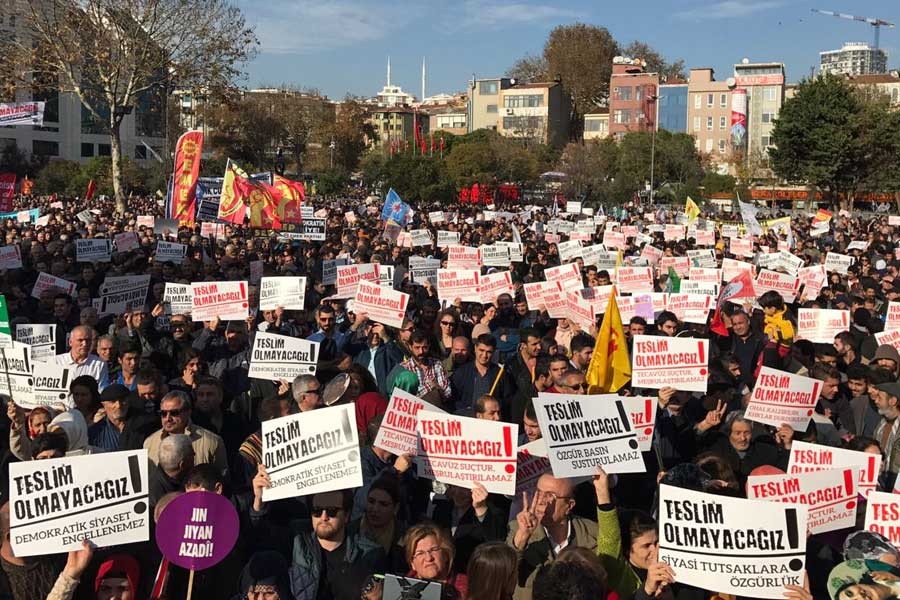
[434, 309, 462, 359]
[465, 542, 517, 600]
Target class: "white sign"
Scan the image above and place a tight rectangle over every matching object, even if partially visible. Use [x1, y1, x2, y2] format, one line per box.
[796, 309, 849, 344]
[261, 405, 362, 501]
[156, 241, 187, 265]
[619, 395, 657, 452]
[748, 468, 857, 535]
[374, 389, 445, 456]
[10, 450, 150, 556]
[788, 440, 881, 498]
[480, 245, 510, 267]
[437, 269, 481, 304]
[631, 335, 708, 393]
[864, 491, 900, 546]
[428, 211, 445, 224]
[163, 283, 193, 316]
[15, 324, 55, 362]
[409, 257, 441, 286]
[721, 258, 754, 282]
[824, 252, 853, 275]
[755, 269, 800, 303]
[248, 332, 318, 381]
[98, 275, 151, 316]
[113, 232, 140, 252]
[533, 393, 644, 478]
[259, 277, 306, 311]
[557, 240, 583, 263]
[665, 294, 713, 324]
[335, 263, 378, 299]
[0, 345, 33, 405]
[745, 367, 821, 431]
[516, 439, 553, 496]
[0, 245, 22, 270]
[29, 361, 73, 409]
[190, 281, 249, 321]
[496, 241, 523, 262]
[479, 271, 514, 304]
[416, 411, 516, 495]
[436, 231, 460, 247]
[76, 239, 112, 263]
[730, 238, 754, 258]
[354, 280, 409, 329]
[523, 281, 564, 314]
[615, 267, 653, 294]
[884, 302, 900, 332]
[658, 485, 807, 599]
[322, 258, 348, 286]
[544, 263, 582, 291]
[447, 246, 481, 269]
[410, 229, 433, 247]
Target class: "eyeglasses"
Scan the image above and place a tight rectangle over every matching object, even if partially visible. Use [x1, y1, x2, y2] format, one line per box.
[412, 546, 443, 560]
[312, 506, 342, 518]
[535, 489, 573, 503]
[562, 382, 589, 391]
[171, 323, 187, 329]
[303, 388, 321, 396]
[160, 409, 184, 417]
[440, 321, 456, 327]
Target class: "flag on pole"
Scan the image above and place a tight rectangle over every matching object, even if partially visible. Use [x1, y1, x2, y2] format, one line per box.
[381, 188, 410, 226]
[664, 266, 681, 293]
[273, 175, 305, 224]
[84, 179, 97, 202]
[586, 287, 631, 393]
[170, 130, 203, 226]
[685, 196, 700, 225]
[739, 199, 762, 237]
[710, 270, 757, 336]
[217, 159, 252, 225]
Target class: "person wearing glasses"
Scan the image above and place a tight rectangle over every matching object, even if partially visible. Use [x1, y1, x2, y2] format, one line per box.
[291, 374, 324, 412]
[251, 472, 387, 600]
[435, 309, 461, 359]
[404, 523, 469, 600]
[556, 370, 588, 395]
[507, 474, 598, 600]
[143, 390, 228, 479]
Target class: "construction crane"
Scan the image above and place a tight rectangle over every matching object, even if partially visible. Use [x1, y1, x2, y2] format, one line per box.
[811, 9, 895, 50]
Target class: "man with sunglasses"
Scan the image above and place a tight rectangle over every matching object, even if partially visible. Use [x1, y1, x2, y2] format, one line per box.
[251, 474, 386, 600]
[144, 390, 228, 480]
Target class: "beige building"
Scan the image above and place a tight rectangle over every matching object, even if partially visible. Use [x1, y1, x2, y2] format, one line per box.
[368, 107, 429, 150]
[687, 68, 732, 168]
[583, 109, 610, 140]
[423, 104, 467, 136]
[848, 72, 900, 107]
[496, 82, 571, 147]
[733, 61, 785, 161]
[467, 77, 513, 133]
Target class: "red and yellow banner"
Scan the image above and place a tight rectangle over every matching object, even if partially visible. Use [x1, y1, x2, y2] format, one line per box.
[217, 159, 251, 225]
[273, 175, 304, 224]
[249, 182, 283, 230]
[171, 131, 203, 226]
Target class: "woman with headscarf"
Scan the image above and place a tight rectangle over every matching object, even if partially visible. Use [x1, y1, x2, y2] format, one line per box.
[230, 551, 292, 600]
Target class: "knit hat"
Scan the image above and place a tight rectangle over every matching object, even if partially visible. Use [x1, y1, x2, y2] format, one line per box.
[873, 344, 900, 367]
[95, 554, 140, 595]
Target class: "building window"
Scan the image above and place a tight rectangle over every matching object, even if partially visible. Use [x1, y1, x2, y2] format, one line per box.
[694, 94, 701, 109]
[693, 116, 700, 131]
[719, 139, 726, 153]
[893, 88, 899, 103]
[613, 109, 631, 124]
[706, 116, 713, 130]
[707, 93, 713, 107]
[635, 86, 642, 101]
[761, 112, 775, 123]
[479, 81, 498, 95]
[720, 93, 727, 107]
[502, 115, 544, 131]
[503, 94, 544, 108]
[98, 144, 111, 156]
[761, 135, 773, 147]
[705, 139, 713, 152]
[486, 104, 497, 113]
[763, 87, 777, 101]
[135, 145, 147, 160]
[585, 119, 602, 132]
[81, 143, 94, 157]
[32, 140, 59, 156]
[719, 116, 727, 129]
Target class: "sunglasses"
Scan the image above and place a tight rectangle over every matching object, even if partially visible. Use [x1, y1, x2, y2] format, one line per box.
[160, 409, 184, 417]
[440, 321, 456, 326]
[171, 323, 187, 329]
[311, 506, 342, 518]
[563, 382, 589, 391]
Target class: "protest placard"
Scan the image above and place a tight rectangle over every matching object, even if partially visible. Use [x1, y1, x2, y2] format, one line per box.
[516, 439, 553, 496]
[437, 269, 481, 304]
[602, 230, 626, 250]
[496, 241, 523, 262]
[788, 440, 881, 498]
[436, 230, 460, 247]
[155, 490, 239, 572]
[747, 468, 857, 535]
[876, 329, 900, 352]
[755, 269, 800, 302]
[720, 224, 739, 238]
[154, 218, 178, 238]
[557, 240, 583, 263]
[730, 238, 754, 258]
[113, 232, 140, 252]
[480, 271, 514, 304]
[616, 395, 657, 452]
[666, 294, 713, 324]
[0, 344, 33, 405]
[721, 258, 754, 282]
[481, 244, 510, 267]
[889, 216, 900, 227]
[688, 267, 721, 284]
[659, 256, 690, 278]
[259, 276, 306, 311]
[199, 222, 226, 239]
[639, 245, 663, 265]
[335, 263, 379, 299]
[322, 258, 348, 285]
[354, 280, 409, 329]
[687, 249, 717, 269]
[615, 267, 653, 294]
[15, 323, 55, 361]
[163, 283, 193, 316]
[98, 275, 151, 316]
[885, 302, 900, 332]
[777, 251, 803, 275]
[664, 224, 685, 241]
[374, 389, 445, 456]
[798, 265, 826, 298]
[190, 281, 249, 321]
[409, 257, 441, 286]
[824, 251, 853, 274]
[9, 449, 149, 556]
[447, 245, 481, 270]
[544, 262, 582, 291]
[533, 393, 643, 479]
[261, 404, 362, 501]
[657, 484, 807, 599]
[523, 280, 563, 314]
[429, 210, 445, 223]
[617, 294, 654, 324]
[579, 244, 606, 267]
[796, 308, 849, 344]
[295, 218, 327, 241]
[565, 290, 600, 331]
[410, 229, 433, 247]
[416, 410, 516, 495]
[693, 229, 715, 246]
[29, 361, 72, 409]
[76, 210, 94, 224]
[75, 239, 112, 263]
[156, 241, 187, 264]
[745, 367, 820, 431]
[566, 200, 582, 214]
[248, 331, 318, 380]
[864, 491, 900, 546]
[631, 335, 708, 392]
[0, 245, 22, 270]
[136, 215, 154, 228]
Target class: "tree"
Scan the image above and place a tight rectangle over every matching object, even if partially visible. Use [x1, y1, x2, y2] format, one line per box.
[769, 74, 863, 205]
[200, 92, 284, 170]
[620, 41, 686, 81]
[506, 54, 548, 83]
[558, 139, 618, 202]
[543, 24, 619, 140]
[612, 130, 704, 204]
[854, 93, 900, 207]
[446, 141, 498, 188]
[1, 0, 257, 213]
[324, 97, 374, 173]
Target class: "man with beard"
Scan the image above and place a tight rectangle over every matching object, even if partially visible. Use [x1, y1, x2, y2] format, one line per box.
[873, 382, 900, 474]
[352, 321, 403, 396]
[442, 336, 471, 377]
[251, 474, 386, 600]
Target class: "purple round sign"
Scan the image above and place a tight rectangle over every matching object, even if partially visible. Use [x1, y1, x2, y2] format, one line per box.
[155, 491, 239, 571]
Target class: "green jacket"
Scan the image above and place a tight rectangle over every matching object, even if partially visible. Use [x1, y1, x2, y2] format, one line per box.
[596, 506, 642, 598]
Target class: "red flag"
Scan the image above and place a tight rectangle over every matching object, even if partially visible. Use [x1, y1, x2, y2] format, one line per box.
[390, 140, 395, 156]
[414, 120, 421, 153]
[439, 136, 445, 151]
[84, 179, 97, 202]
[250, 181, 283, 230]
[430, 133, 435, 154]
[170, 130, 203, 226]
[0, 173, 15, 211]
[710, 270, 757, 337]
[273, 175, 305, 224]
[21, 176, 33, 196]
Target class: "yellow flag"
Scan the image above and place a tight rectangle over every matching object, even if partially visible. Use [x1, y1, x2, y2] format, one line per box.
[685, 196, 700, 225]
[586, 287, 631, 393]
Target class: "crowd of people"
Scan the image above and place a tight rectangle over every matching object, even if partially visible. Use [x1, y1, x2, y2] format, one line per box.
[0, 189, 897, 600]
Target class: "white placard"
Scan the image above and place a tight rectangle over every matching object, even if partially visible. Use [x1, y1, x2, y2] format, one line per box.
[0, 245, 22, 270]
[353, 280, 409, 329]
[480, 271, 514, 304]
[259, 277, 306, 311]
[190, 281, 249, 321]
[730, 238, 754, 258]
[631, 335, 708, 392]
[410, 229, 433, 247]
[721, 258, 755, 282]
[335, 264, 378, 299]
[755, 269, 800, 303]
[155, 241, 187, 264]
[14, 324, 55, 362]
[557, 240, 583, 263]
[748, 468, 857, 535]
[29, 361, 73, 409]
[447, 246, 481, 269]
[10, 450, 150, 556]
[261, 405, 362, 501]
[665, 294, 713, 324]
[97, 275, 151, 316]
[113, 232, 140, 252]
[0, 345, 33, 406]
[437, 269, 481, 304]
[480, 245, 510, 267]
[544, 263, 582, 291]
[76, 239, 112, 263]
[436, 231, 460, 247]
[619, 395, 657, 452]
[163, 283, 193, 316]
[373, 389, 445, 456]
[788, 440, 881, 498]
[864, 491, 900, 546]
[824, 252, 853, 275]
[615, 267, 653, 294]
[796, 309, 850, 344]
[248, 331, 318, 381]
[745, 367, 821, 431]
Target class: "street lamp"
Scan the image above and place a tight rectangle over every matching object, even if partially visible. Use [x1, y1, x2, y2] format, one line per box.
[648, 94, 658, 206]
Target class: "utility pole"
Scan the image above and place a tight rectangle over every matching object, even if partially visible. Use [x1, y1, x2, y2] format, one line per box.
[648, 95, 658, 206]
[329, 136, 335, 169]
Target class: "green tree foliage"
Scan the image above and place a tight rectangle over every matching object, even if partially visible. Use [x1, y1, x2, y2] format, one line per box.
[620, 41, 686, 81]
[558, 138, 619, 203]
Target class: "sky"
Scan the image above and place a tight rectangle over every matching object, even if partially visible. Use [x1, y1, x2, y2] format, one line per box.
[235, 0, 900, 99]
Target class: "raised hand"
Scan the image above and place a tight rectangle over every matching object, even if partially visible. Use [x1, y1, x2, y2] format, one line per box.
[513, 490, 540, 550]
